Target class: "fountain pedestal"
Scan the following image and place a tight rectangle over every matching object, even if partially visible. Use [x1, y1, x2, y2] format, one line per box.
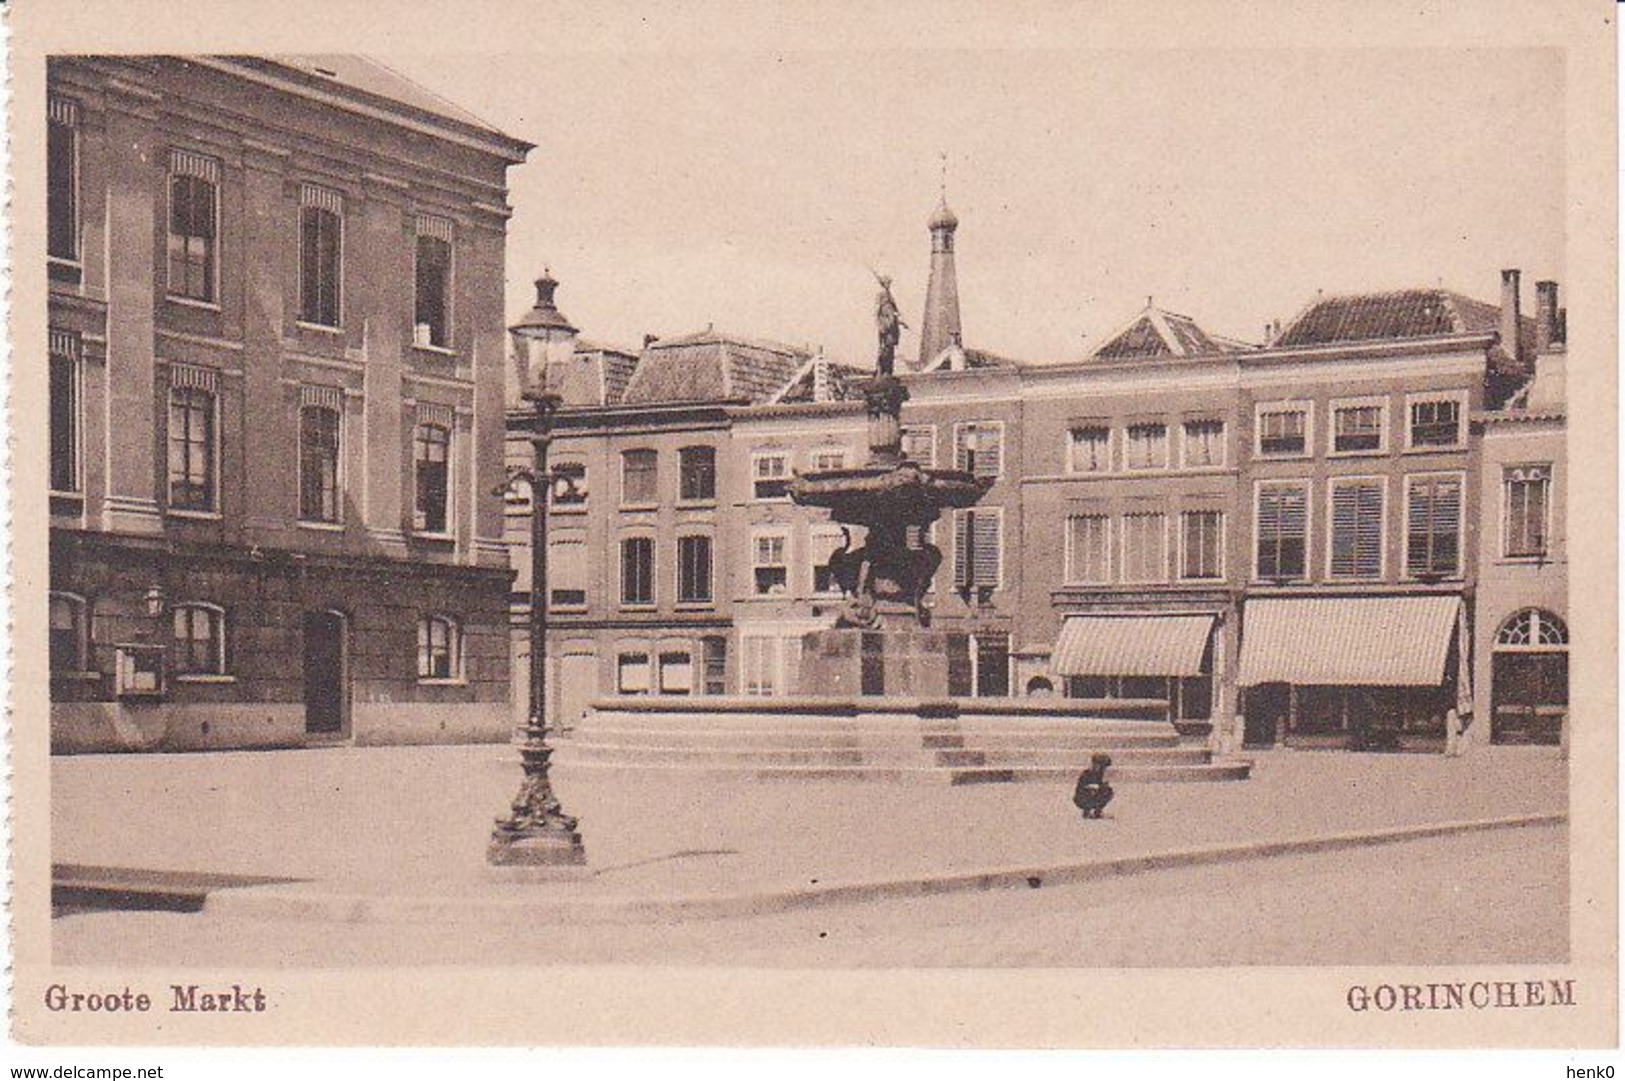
[788, 370, 989, 697]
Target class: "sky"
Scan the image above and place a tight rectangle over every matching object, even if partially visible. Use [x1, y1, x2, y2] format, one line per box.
[385, 48, 1564, 365]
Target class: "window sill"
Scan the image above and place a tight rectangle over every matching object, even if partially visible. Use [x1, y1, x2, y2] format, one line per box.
[1177, 576, 1227, 584]
[51, 669, 102, 683]
[675, 601, 716, 611]
[412, 531, 456, 543]
[676, 499, 719, 510]
[295, 320, 344, 335]
[752, 496, 792, 504]
[1255, 451, 1311, 462]
[166, 295, 222, 312]
[411, 342, 459, 358]
[552, 504, 589, 515]
[175, 673, 236, 684]
[619, 503, 660, 513]
[168, 508, 223, 521]
[50, 488, 85, 502]
[549, 605, 589, 615]
[1327, 447, 1387, 458]
[1178, 461, 1228, 472]
[297, 519, 345, 532]
[1403, 442, 1464, 454]
[620, 604, 658, 613]
[417, 677, 467, 687]
[1500, 553, 1553, 564]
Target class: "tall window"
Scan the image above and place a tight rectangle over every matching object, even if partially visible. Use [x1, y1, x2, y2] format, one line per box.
[677, 534, 713, 604]
[1329, 478, 1385, 579]
[1406, 474, 1462, 577]
[622, 449, 658, 505]
[172, 604, 226, 676]
[1256, 481, 1308, 580]
[1505, 464, 1551, 558]
[741, 636, 781, 697]
[1258, 404, 1308, 457]
[621, 537, 655, 605]
[413, 217, 453, 348]
[1180, 510, 1223, 580]
[417, 615, 461, 680]
[1066, 514, 1111, 584]
[1409, 396, 1463, 448]
[1124, 422, 1168, 470]
[955, 422, 1004, 479]
[1067, 426, 1111, 473]
[49, 330, 79, 494]
[1181, 419, 1225, 468]
[413, 423, 450, 533]
[167, 152, 219, 302]
[678, 446, 716, 501]
[953, 508, 1003, 590]
[752, 452, 790, 500]
[48, 97, 78, 278]
[49, 593, 88, 673]
[1120, 512, 1168, 583]
[548, 537, 588, 608]
[167, 383, 217, 512]
[298, 185, 343, 327]
[298, 402, 342, 523]
[1332, 401, 1385, 453]
[901, 425, 937, 467]
[752, 533, 789, 595]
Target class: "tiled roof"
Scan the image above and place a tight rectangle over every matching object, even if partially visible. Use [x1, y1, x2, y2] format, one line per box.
[1091, 306, 1237, 361]
[619, 329, 808, 406]
[775, 359, 871, 403]
[919, 342, 1022, 373]
[1274, 289, 1508, 347]
[263, 55, 507, 136]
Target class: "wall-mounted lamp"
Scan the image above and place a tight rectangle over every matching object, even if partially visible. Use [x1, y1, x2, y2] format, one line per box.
[143, 585, 167, 618]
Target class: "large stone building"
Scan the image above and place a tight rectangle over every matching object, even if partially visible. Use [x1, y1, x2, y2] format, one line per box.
[509, 199, 1568, 753]
[48, 56, 531, 751]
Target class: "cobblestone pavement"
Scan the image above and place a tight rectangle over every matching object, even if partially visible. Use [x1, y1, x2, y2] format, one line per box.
[53, 825, 1566, 967]
[51, 743, 1567, 903]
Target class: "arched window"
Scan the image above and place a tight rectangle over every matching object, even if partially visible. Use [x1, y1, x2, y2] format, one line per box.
[172, 603, 226, 675]
[418, 614, 462, 680]
[1495, 609, 1568, 649]
[49, 592, 89, 672]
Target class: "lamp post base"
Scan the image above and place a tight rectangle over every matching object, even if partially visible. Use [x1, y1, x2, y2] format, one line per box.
[486, 830, 590, 882]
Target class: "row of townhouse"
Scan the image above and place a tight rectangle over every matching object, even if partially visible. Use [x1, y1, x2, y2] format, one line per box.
[46, 55, 531, 752]
[513, 204, 1567, 752]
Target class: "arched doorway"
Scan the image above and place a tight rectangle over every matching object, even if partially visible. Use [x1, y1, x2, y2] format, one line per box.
[1491, 609, 1567, 745]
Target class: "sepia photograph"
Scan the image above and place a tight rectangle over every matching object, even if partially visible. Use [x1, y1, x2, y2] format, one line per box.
[6, 0, 1617, 1054]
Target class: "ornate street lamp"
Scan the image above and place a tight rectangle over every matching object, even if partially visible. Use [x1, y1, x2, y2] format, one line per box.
[488, 270, 587, 874]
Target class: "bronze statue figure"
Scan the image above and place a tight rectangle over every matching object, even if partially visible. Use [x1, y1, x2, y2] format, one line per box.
[874, 272, 906, 375]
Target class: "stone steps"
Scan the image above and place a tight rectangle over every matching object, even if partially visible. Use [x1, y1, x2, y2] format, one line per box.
[560, 699, 1250, 784]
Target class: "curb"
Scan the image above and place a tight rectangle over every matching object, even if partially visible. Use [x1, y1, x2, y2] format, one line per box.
[195, 811, 1566, 927]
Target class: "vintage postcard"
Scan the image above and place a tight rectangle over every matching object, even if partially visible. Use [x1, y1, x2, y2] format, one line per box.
[7, 0, 1617, 1052]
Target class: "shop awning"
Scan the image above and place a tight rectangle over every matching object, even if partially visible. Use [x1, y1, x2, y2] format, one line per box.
[1237, 596, 1462, 687]
[1052, 615, 1215, 677]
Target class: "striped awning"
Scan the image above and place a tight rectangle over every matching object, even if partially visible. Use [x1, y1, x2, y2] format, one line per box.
[1052, 615, 1215, 677]
[1238, 596, 1461, 687]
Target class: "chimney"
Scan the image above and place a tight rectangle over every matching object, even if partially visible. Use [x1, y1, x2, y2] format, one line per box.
[1535, 280, 1559, 352]
[1499, 268, 1522, 363]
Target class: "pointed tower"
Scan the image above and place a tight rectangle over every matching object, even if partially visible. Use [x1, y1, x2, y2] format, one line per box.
[917, 193, 962, 368]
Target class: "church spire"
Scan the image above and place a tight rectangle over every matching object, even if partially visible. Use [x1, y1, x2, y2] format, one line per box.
[918, 161, 962, 368]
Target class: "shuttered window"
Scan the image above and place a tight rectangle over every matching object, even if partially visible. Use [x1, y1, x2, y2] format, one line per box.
[1406, 474, 1462, 577]
[901, 425, 937, 467]
[549, 537, 588, 608]
[1067, 426, 1111, 473]
[954, 422, 1003, 478]
[953, 508, 1003, 589]
[1181, 420, 1225, 468]
[1066, 514, 1111, 584]
[1330, 478, 1385, 579]
[1120, 512, 1168, 583]
[1256, 482, 1308, 580]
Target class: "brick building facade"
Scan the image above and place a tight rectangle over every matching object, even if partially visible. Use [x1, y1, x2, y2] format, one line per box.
[509, 201, 1568, 753]
[47, 56, 530, 752]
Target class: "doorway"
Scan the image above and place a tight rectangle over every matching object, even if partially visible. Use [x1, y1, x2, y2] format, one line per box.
[303, 610, 349, 737]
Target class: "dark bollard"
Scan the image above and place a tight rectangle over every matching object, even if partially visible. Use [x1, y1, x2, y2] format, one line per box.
[1072, 753, 1114, 820]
